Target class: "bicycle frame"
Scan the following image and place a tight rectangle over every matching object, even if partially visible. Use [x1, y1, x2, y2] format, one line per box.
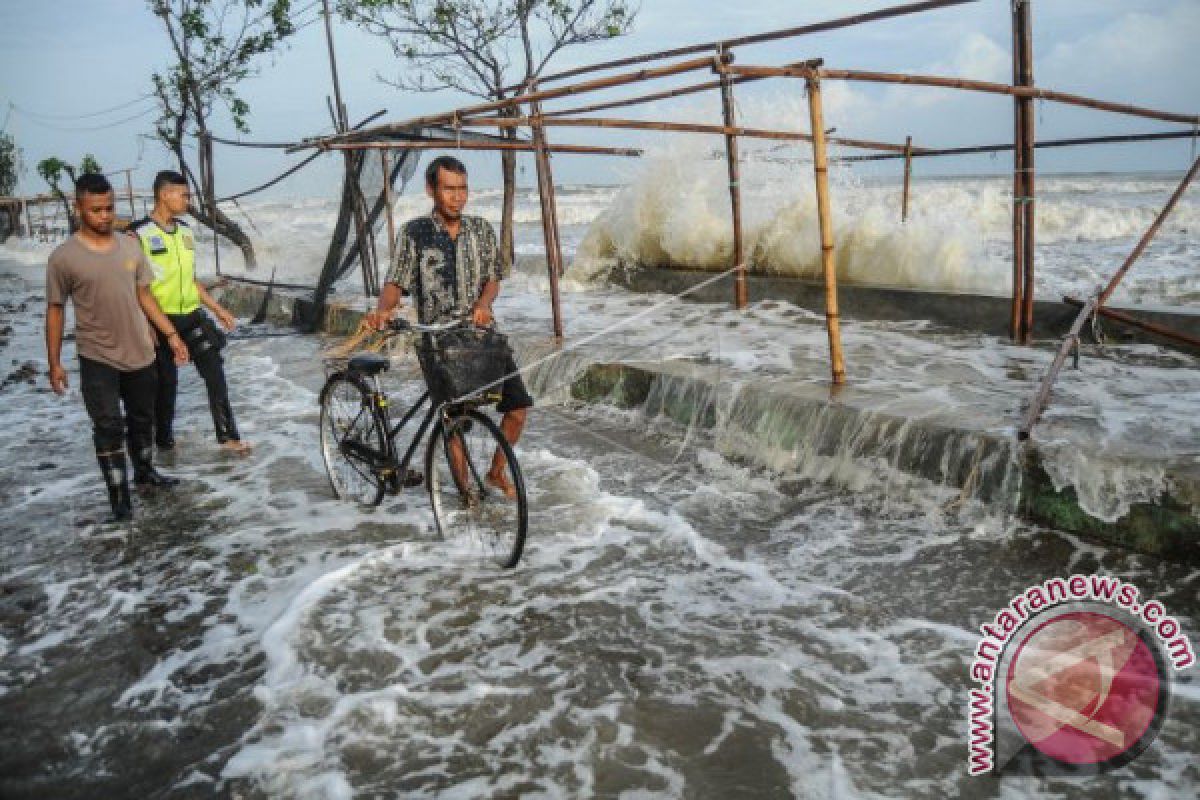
[370, 380, 440, 483]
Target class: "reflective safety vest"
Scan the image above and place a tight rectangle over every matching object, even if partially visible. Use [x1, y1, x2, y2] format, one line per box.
[131, 217, 201, 315]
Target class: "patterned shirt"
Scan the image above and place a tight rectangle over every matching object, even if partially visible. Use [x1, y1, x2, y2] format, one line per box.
[386, 213, 505, 324]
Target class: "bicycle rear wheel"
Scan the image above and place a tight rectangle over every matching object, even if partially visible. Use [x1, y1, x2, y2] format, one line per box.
[426, 409, 528, 568]
[320, 373, 386, 507]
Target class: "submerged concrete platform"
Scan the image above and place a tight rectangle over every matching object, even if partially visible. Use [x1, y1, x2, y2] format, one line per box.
[612, 267, 1200, 353]
[213, 280, 1200, 563]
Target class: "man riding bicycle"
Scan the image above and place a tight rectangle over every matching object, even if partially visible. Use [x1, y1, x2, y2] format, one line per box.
[365, 155, 532, 499]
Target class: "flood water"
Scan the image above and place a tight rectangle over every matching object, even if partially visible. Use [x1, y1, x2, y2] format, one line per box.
[1, 239, 1197, 799]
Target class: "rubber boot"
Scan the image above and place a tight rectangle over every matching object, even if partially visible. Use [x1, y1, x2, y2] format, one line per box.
[131, 442, 180, 487]
[97, 451, 133, 521]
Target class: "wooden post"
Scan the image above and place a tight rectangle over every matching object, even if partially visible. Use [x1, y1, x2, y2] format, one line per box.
[380, 149, 397, 267]
[805, 76, 846, 386]
[528, 91, 566, 340]
[124, 169, 136, 222]
[719, 65, 748, 309]
[901, 134, 913, 222]
[1017, 0, 1036, 342]
[1010, 2, 1026, 342]
[23, 198, 33, 238]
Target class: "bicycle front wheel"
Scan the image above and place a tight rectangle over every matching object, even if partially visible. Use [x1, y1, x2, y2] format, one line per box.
[426, 409, 528, 568]
[319, 373, 386, 507]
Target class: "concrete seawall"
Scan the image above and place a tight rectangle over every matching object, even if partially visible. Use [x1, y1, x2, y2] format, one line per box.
[213, 280, 1199, 562]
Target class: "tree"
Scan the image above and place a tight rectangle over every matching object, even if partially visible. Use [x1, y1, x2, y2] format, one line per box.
[339, 0, 638, 270]
[0, 132, 21, 197]
[149, 0, 298, 268]
[36, 154, 103, 233]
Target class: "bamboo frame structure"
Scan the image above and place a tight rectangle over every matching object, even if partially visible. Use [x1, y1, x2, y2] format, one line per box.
[1063, 298, 1200, 351]
[319, 140, 643, 157]
[901, 135, 913, 222]
[1015, 1, 1036, 343]
[380, 149, 397, 267]
[526, 85, 567, 340]
[838, 130, 1200, 162]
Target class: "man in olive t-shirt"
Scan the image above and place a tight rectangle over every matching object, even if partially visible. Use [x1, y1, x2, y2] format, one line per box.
[45, 173, 190, 521]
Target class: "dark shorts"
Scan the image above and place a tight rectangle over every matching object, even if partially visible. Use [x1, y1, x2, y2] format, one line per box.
[496, 352, 533, 413]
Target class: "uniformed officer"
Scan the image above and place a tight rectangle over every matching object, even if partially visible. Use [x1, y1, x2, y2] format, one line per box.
[130, 170, 250, 453]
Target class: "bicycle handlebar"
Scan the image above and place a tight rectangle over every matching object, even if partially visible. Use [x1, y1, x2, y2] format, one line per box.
[385, 317, 470, 335]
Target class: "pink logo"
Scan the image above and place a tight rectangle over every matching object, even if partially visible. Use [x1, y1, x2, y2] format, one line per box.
[1005, 611, 1164, 767]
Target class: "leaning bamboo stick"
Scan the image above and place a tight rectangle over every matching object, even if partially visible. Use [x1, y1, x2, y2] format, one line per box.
[1062, 297, 1200, 351]
[725, 65, 1200, 126]
[528, 91, 567, 341]
[1099, 156, 1200, 306]
[505, 0, 978, 89]
[806, 77, 847, 386]
[837, 130, 1200, 162]
[1017, 292, 1100, 441]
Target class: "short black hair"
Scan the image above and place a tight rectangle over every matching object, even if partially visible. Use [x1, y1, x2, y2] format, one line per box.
[75, 172, 113, 198]
[153, 170, 188, 198]
[425, 155, 467, 189]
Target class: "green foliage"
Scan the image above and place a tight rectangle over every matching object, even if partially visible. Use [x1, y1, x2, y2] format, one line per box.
[149, 0, 297, 149]
[339, 1, 638, 99]
[0, 132, 21, 197]
[37, 154, 105, 193]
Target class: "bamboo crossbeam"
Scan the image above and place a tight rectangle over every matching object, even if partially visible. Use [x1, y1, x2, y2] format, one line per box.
[1099, 156, 1200, 305]
[320, 140, 643, 157]
[299, 55, 727, 152]
[457, 114, 918, 154]
[504, 0, 978, 90]
[1017, 291, 1100, 441]
[539, 59, 824, 119]
[1062, 297, 1200, 351]
[725, 65, 1200, 126]
[837, 130, 1200, 161]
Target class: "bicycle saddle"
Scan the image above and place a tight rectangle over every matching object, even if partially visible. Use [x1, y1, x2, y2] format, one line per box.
[348, 353, 390, 376]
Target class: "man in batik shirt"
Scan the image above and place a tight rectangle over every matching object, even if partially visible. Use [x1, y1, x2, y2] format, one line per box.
[366, 155, 532, 498]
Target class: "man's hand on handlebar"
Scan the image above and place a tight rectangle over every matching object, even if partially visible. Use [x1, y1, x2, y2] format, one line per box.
[470, 303, 494, 328]
[364, 307, 395, 331]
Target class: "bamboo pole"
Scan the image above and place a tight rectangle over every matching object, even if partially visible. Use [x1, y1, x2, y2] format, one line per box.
[1017, 0, 1037, 343]
[456, 113, 916, 153]
[299, 55, 727, 151]
[538, 58, 826, 119]
[527, 92, 566, 341]
[1017, 292, 1100, 441]
[1062, 297, 1200, 351]
[507, 0, 979, 89]
[1099, 156, 1200, 306]
[321, 140, 642, 156]
[23, 198, 32, 238]
[806, 76, 846, 386]
[837, 130, 1200, 162]
[719, 66, 748, 310]
[1010, 4, 1026, 342]
[901, 135, 913, 222]
[726, 65, 1200, 126]
[380, 149, 397, 268]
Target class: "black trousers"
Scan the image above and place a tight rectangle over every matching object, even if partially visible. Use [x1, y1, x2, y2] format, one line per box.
[156, 310, 240, 444]
[79, 356, 157, 456]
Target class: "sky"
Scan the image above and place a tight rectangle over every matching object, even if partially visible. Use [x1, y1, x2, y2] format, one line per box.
[1, 0, 1198, 199]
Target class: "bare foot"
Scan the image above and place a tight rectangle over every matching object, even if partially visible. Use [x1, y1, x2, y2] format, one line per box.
[222, 439, 252, 455]
[485, 470, 517, 500]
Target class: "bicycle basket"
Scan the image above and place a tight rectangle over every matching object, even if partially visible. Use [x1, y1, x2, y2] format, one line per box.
[415, 329, 512, 404]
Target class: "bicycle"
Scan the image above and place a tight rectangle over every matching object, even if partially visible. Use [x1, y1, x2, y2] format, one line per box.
[318, 318, 528, 568]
